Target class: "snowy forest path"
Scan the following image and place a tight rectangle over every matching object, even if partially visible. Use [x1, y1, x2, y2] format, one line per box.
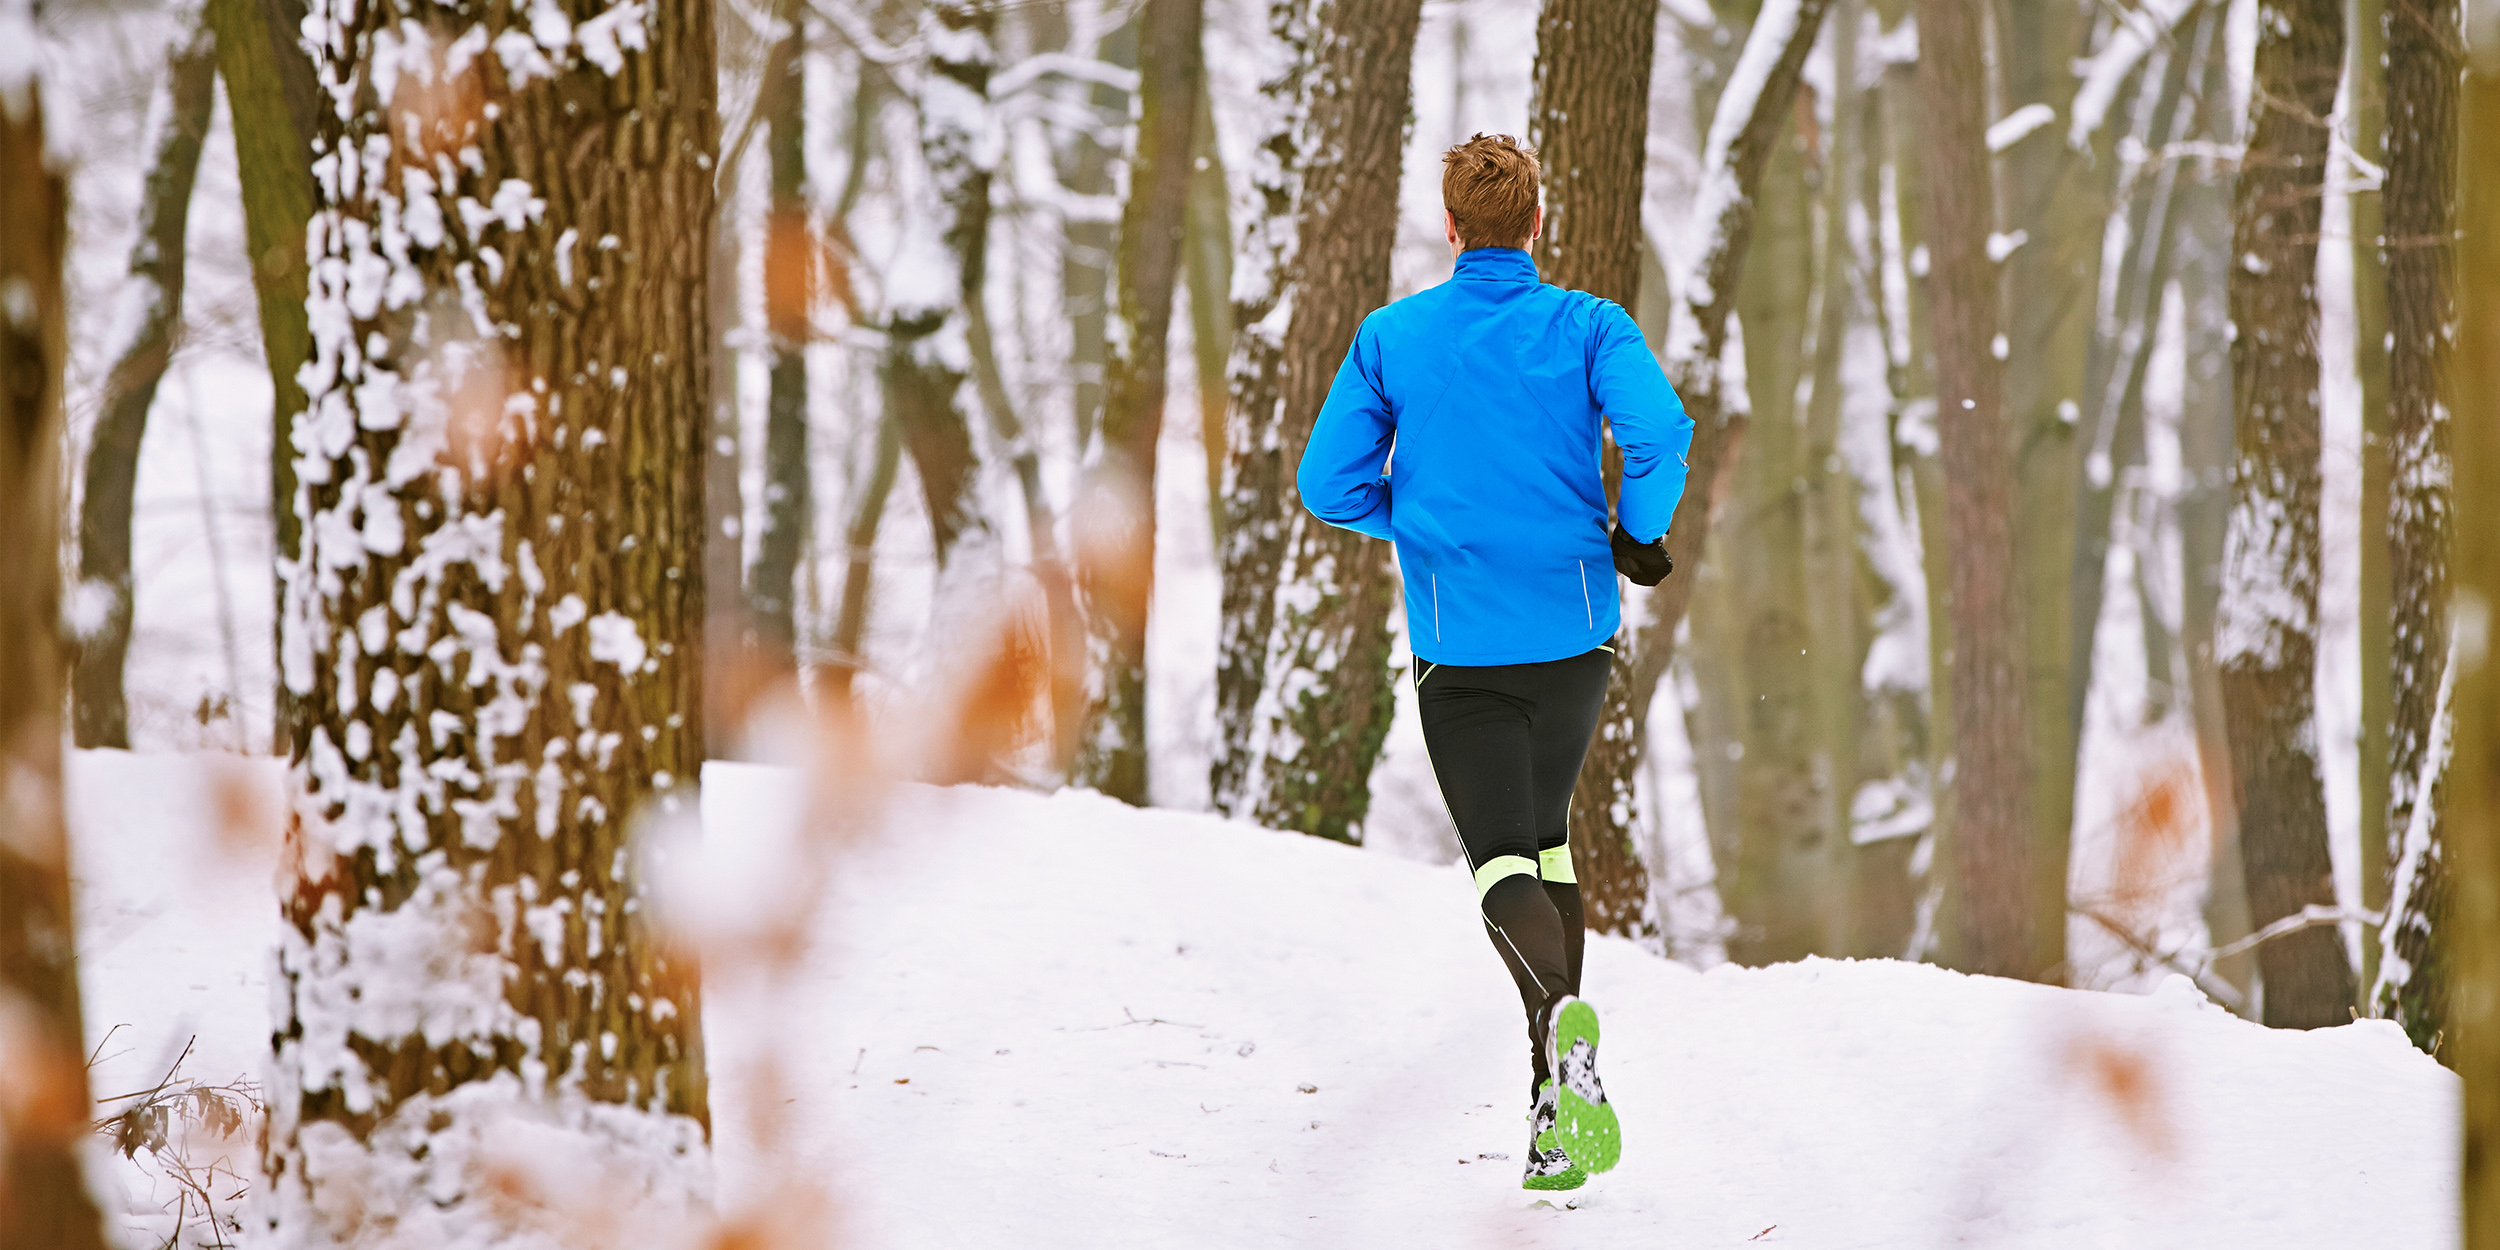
[68, 753, 2458, 1247]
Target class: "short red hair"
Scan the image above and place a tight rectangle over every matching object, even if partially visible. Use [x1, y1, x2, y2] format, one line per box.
[1441, 133, 1541, 250]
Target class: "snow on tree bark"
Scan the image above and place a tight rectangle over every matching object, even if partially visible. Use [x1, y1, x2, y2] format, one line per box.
[1527, 0, 1657, 935]
[1075, 0, 1203, 804]
[2372, 0, 2459, 1049]
[264, 0, 719, 1233]
[2220, 0, 2356, 1028]
[1917, 0, 2034, 980]
[1210, 0, 1421, 842]
[71, 27, 219, 749]
[0, 48, 114, 1250]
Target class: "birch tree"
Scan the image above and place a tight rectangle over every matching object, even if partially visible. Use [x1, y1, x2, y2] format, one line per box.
[1075, 0, 1202, 802]
[263, 0, 718, 1230]
[72, 26, 218, 748]
[0, 41, 113, 1248]
[2221, 0, 2355, 1027]
[2372, 0, 2460, 1047]
[1526, 0, 1657, 933]
[1211, 0, 1422, 842]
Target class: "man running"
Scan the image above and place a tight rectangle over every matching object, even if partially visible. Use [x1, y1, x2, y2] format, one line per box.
[1296, 133, 1691, 1191]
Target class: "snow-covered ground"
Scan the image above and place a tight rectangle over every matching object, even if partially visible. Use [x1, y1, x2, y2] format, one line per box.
[74, 750, 2457, 1248]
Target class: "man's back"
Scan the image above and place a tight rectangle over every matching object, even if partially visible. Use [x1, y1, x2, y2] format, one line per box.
[1297, 246, 1693, 665]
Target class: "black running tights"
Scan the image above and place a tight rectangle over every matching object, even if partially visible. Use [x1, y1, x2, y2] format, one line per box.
[1413, 645, 1611, 1096]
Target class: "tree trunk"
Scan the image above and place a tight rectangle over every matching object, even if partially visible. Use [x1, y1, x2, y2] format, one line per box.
[2166, 37, 2253, 1001]
[1997, 0, 2109, 984]
[1058, 19, 1135, 453]
[1210, 0, 1422, 842]
[1527, 0, 1657, 933]
[264, 0, 717, 1230]
[1917, 0, 2033, 979]
[2221, 0, 2355, 1028]
[1582, 0, 1833, 933]
[2373, 0, 2460, 1047]
[1697, 123, 1823, 962]
[1075, 0, 1203, 803]
[0, 66, 113, 1250]
[747, 4, 809, 669]
[70, 27, 218, 748]
[2351, 0, 2396, 1007]
[2448, 32, 2500, 1239]
[1185, 80, 1232, 543]
[206, 0, 321, 748]
[887, 6, 1003, 647]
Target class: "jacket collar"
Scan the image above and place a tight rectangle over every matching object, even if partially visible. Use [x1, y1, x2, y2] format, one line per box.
[1453, 247, 1539, 283]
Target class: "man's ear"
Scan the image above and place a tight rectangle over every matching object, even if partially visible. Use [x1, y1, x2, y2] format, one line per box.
[1530, 204, 1545, 243]
[1444, 208, 1459, 245]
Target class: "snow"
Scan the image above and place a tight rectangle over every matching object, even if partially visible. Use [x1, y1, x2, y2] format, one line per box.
[1986, 102, 2055, 153]
[72, 751, 2459, 1247]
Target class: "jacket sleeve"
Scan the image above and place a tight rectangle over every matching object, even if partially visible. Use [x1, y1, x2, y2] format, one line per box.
[1295, 318, 1396, 541]
[1591, 300, 1694, 544]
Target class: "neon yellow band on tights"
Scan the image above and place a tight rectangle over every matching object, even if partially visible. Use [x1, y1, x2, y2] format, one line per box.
[1539, 844, 1577, 884]
[1473, 856, 1540, 898]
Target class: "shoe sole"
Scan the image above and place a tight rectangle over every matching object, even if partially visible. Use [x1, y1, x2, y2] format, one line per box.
[1522, 1168, 1587, 1192]
[1549, 998, 1619, 1174]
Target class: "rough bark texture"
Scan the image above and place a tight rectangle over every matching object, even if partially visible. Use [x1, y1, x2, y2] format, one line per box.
[71, 28, 219, 749]
[1210, 0, 1421, 842]
[2450, 39, 2500, 1242]
[0, 70, 114, 1250]
[1917, 0, 2032, 979]
[1075, 0, 1203, 803]
[1527, 0, 1656, 934]
[2374, 0, 2460, 1048]
[1595, 0, 1832, 940]
[264, 0, 718, 1231]
[2221, 0, 2355, 1028]
[747, 6, 809, 668]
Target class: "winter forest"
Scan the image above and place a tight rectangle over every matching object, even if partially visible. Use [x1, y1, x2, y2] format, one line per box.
[5, 0, 2500, 1240]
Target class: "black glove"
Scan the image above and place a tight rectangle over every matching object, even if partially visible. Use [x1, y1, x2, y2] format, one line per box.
[1610, 523, 1673, 586]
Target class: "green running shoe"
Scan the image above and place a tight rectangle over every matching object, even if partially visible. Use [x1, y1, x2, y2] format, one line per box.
[1544, 995, 1620, 1174]
[1521, 1079, 1587, 1191]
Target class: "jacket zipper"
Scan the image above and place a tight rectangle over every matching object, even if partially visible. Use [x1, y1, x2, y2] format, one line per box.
[1431, 574, 1442, 641]
[1578, 561, 1593, 628]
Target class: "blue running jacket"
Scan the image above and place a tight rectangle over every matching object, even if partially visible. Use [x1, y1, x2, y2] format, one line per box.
[1296, 246, 1696, 666]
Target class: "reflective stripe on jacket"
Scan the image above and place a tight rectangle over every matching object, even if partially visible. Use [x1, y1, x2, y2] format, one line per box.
[1295, 246, 1695, 665]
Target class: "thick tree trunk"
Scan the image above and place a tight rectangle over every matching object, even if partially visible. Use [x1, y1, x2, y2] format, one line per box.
[206, 0, 321, 748]
[1527, 0, 1657, 933]
[2373, 0, 2460, 1047]
[0, 68, 113, 1250]
[1075, 0, 1203, 803]
[2449, 34, 2500, 1240]
[1210, 0, 1421, 842]
[747, 5, 809, 669]
[1917, 0, 2032, 979]
[70, 28, 218, 749]
[2221, 0, 2355, 1028]
[264, 0, 718, 1231]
